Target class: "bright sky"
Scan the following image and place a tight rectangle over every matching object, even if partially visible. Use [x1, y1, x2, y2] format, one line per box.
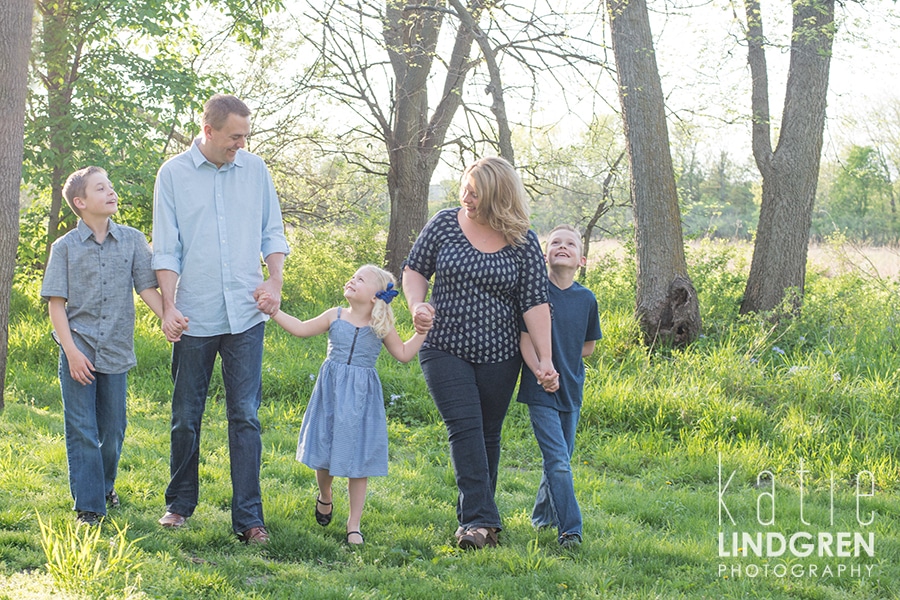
[225, 1, 900, 179]
[648, 0, 900, 166]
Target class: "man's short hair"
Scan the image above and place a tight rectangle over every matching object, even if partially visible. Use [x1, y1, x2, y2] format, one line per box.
[62, 166, 107, 217]
[201, 94, 251, 130]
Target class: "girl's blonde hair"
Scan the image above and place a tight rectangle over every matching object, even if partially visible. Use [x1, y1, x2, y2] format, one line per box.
[463, 156, 531, 247]
[361, 265, 397, 339]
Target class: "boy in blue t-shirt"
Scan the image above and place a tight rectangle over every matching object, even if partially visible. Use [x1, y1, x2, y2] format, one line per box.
[41, 166, 168, 526]
[518, 224, 602, 548]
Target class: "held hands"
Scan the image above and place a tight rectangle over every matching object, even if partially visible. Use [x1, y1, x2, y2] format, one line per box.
[255, 290, 280, 316]
[254, 280, 282, 316]
[535, 359, 559, 393]
[412, 302, 435, 335]
[162, 307, 189, 343]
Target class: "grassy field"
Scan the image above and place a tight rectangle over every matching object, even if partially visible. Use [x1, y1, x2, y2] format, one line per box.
[1, 231, 899, 599]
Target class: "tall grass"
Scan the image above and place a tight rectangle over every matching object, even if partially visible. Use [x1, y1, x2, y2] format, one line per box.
[2, 227, 898, 598]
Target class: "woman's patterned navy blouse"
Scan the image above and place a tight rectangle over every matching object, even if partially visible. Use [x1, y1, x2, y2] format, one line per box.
[405, 208, 549, 364]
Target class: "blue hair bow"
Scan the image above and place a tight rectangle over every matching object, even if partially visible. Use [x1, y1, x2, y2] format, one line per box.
[375, 282, 399, 304]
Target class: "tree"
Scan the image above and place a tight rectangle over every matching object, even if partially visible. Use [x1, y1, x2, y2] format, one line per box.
[827, 145, 894, 243]
[297, 0, 607, 274]
[25, 0, 282, 267]
[0, 0, 33, 410]
[739, 0, 835, 314]
[606, 0, 700, 346]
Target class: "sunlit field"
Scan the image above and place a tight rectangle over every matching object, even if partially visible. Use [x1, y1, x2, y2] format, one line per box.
[2, 228, 898, 599]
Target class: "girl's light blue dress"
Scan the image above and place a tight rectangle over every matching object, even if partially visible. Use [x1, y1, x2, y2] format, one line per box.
[296, 308, 389, 477]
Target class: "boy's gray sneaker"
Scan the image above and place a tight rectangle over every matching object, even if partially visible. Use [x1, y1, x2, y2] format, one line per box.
[559, 533, 582, 548]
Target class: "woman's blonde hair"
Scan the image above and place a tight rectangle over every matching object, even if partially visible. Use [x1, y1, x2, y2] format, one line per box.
[361, 265, 397, 339]
[463, 156, 531, 246]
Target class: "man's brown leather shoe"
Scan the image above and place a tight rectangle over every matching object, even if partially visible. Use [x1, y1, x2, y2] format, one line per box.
[238, 526, 270, 545]
[158, 512, 187, 528]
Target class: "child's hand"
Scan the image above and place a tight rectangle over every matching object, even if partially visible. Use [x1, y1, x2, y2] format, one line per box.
[254, 289, 279, 316]
[540, 373, 560, 393]
[66, 348, 96, 386]
[162, 308, 189, 342]
[412, 302, 435, 334]
[536, 366, 559, 393]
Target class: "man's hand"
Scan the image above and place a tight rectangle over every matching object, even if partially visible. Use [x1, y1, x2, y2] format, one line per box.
[162, 307, 189, 343]
[254, 279, 282, 316]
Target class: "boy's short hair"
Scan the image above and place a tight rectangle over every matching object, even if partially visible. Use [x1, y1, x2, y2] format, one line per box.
[547, 224, 584, 256]
[201, 94, 251, 130]
[62, 166, 107, 218]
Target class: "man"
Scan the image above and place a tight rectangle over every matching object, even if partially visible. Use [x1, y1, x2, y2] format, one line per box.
[151, 93, 289, 544]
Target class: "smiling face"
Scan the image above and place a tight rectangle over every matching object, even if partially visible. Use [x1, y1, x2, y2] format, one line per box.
[74, 171, 118, 219]
[343, 267, 381, 303]
[459, 175, 480, 221]
[200, 113, 251, 167]
[546, 227, 585, 271]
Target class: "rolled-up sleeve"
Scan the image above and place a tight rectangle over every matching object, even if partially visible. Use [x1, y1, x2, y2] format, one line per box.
[151, 166, 183, 274]
[260, 163, 290, 259]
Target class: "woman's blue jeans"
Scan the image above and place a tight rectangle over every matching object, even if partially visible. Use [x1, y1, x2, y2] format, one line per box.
[164, 323, 265, 534]
[527, 403, 582, 541]
[59, 351, 127, 516]
[419, 348, 521, 531]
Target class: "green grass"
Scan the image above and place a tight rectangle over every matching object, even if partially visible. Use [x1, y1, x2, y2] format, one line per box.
[2, 236, 899, 598]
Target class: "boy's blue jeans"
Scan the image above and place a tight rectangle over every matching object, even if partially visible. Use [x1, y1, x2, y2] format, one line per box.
[419, 348, 521, 531]
[59, 351, 127, 516]
[164, 323, 265, 534]
[527, 403, 583, 541]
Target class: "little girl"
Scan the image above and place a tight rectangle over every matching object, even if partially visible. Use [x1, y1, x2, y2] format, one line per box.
[261, 265, 430, 545]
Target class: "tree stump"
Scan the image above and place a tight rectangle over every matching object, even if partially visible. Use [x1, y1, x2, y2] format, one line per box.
[642, 274, 701, 348]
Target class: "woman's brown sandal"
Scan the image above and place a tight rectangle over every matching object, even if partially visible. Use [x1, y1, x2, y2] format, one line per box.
[458, 527, 498, 550]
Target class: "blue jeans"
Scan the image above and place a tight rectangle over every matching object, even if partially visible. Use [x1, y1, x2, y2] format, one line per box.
[419, 348, 521, 531]
[527, 403, 582, 541]
[165, 323, 265, 533]
[58, 351, 127, 516]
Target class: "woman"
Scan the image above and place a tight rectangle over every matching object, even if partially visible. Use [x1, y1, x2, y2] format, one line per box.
[403, 156, 555, 550]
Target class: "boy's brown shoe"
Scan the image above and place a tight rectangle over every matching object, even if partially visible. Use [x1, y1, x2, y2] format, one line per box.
[158, 512, 187, 528]
[238, 526, 269, 545]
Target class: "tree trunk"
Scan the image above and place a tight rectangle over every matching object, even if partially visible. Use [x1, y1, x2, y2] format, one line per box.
[382, 0, 479, 275]
[740, 0, 834, 315]
[0, 0, 34, 410]
[39, 3, 79, 263]
[607, 0, 700, 346]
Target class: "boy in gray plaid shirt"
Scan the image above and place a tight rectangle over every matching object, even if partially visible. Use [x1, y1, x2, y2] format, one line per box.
[41, 166, 174, 525]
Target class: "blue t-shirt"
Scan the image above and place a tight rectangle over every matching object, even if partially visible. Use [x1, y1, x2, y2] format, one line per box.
[517, 280, 601, 411]
[405, 208, 549, 364]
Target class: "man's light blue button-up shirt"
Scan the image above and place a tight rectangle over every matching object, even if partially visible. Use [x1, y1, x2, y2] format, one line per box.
[152, 141, 290, 337]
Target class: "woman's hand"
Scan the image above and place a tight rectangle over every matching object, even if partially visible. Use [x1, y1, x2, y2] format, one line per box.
[412, 302, 435, 335]
[535, 359, 559, 393]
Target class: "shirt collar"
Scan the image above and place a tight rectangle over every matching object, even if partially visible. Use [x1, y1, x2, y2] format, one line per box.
[76, 218, 119, 242]
[189, 138, 245, 170]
